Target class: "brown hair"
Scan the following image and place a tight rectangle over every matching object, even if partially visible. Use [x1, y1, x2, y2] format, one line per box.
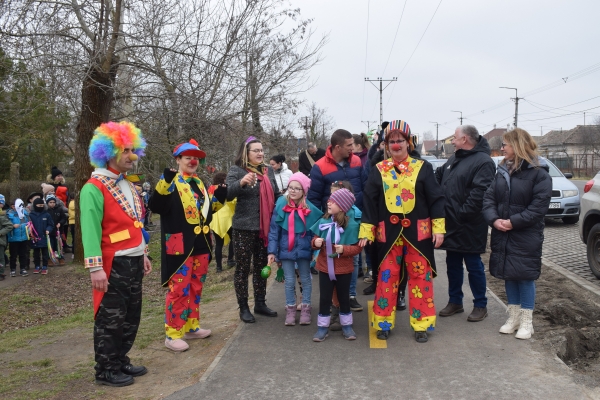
[385, 129, 415, 153]
[330, 129, 352, 148]
[234, 138, 261, 167]
[323, 210, 349, 229]
[353, 133, 370, 150]
[212, 172, 227, 185]
[330, 180, 353, 193]
[501, 128, 539, 170]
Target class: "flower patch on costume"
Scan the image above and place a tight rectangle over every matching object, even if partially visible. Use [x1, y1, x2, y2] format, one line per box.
[165, 232, 184, 255]
[411, 308, 422, 319]
[378, 320, 392, 331]
[412, 261, 425, 275]
[417, 218, 432, 241]
[376, 221, 386, 243]
[377, 297, 389, 309]
[412, 285, 422, 298]
[185, 205, 198, 220]
[400, 188, 414, 202]
[177, 265, 189, 277]
[381, 269, 391, 283]
[426, 297, 434, 308]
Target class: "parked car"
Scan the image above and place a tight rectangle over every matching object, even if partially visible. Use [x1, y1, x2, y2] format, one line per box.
[580, 173, 600, 278]
[491, 156, 580, 224]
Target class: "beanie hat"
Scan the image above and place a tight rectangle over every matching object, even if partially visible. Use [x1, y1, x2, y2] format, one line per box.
[328, 188, 355, 213]
[89, 121, 146, 168]
[51, 166, 63, 180]
[27, 192, 43, 204]
[46, 194, 57, 203]
[0, 194, 5, 205]
[287, 172, 310, 194]
[41, 183, 54, 196]
[33, 198, 45, 208]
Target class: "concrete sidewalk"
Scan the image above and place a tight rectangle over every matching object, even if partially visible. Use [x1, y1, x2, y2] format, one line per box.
[168, 251, 594, 400]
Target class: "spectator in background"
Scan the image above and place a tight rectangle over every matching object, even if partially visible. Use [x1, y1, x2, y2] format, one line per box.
[269, 154, 293, 194]
[29, 198, 54, 275]
[0, 194, 14, 281]
[47, 166, 69, 205]
[68, 193, 75, 253]
[298, 142, 326, 176]
[209, 172, 235, 273]
[26, 192, 43, 213]
[7, 199, 30, 277]
[352, 133, 370, 167]
[46, 195, 67, 266]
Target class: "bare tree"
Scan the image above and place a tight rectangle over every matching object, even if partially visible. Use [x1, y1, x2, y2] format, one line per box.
[298, 102, 334, 149]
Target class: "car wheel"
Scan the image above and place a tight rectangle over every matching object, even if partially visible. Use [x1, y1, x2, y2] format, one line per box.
[588, 224, 600, 279]
[562, 216, 579, 224]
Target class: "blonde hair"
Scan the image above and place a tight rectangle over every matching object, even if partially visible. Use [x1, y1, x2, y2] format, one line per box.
[287, 193, 308, 209]
[501, 128, 539, 170]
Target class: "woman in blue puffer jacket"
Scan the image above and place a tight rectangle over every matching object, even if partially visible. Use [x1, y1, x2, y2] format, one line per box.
[268, 173, 322, 326]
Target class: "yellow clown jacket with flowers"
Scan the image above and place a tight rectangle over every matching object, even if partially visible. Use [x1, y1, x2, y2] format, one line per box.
[360, 155, 446, 276]
[149, 169, 226, 286]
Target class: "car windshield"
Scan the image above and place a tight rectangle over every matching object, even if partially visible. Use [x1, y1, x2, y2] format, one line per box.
[544, 159, 564, 178]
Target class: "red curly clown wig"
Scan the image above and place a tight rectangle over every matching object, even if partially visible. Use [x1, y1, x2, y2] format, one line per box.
[89, 121, 147, 168]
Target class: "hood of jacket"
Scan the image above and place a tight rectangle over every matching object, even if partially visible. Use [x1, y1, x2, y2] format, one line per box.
[454, 135, 491, 159]
[275, 162, 289, 174]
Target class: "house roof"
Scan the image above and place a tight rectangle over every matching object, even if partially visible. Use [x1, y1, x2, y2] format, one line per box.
[422, 140, 438, 151]
[483, 128, 507, 140]
[442, 143, 455, 154]
[537, 125, 600, 147]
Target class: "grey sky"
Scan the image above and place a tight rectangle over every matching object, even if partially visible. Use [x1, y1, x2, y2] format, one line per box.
[296, 0, 600, 141]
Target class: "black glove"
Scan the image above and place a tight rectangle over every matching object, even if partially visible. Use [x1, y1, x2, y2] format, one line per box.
[162, 168, 177, 184]
[213, 184, 228, 204]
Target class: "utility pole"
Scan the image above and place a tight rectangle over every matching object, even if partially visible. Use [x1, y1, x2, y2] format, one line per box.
[361, 120, 377, 132]
[365, 77, 397, 128]
[302, 116, 310, 143]
[451, 110, 463, 125]
[500, 87, 521, 128]
[430, 121, 440, 158]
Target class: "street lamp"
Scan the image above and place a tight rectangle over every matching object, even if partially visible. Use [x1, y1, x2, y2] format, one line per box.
[451, 110, 463, 125]
[500, 87, 519, 128]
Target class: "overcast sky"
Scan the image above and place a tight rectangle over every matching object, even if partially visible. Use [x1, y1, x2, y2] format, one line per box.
[293, 0, 600, 141]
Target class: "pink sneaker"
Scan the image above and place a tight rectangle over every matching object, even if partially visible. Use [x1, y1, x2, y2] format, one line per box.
[164, 338, 189, 352]
[299, 304, 312, 325]
[285, 305, 296, 326]
[184, 328, 212, 339]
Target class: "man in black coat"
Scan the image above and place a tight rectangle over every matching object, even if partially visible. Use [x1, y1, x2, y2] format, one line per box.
[435, 126, 496, 322]
[298, 142, 325, 176]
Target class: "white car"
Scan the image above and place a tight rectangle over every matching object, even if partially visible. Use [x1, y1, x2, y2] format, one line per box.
[580, 172, 600, 278]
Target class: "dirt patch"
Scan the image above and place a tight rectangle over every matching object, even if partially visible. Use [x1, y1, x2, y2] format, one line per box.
[483, 251, 600, 385]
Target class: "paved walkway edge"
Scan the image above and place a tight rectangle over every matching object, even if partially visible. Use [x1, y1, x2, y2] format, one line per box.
[542, 257, 600, 298]
[198, 278, 277, 383]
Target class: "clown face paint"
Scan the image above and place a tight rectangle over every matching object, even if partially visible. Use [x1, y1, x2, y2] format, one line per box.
[177, 155, 200, 175]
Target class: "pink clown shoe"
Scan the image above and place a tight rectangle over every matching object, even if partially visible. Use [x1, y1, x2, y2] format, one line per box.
[165, 338, 190, 352]
[184, 328, 212, 340]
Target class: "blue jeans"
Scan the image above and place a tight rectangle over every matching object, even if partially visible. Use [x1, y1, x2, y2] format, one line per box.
[446, 251, 487, 308]
[350, 254, 360, 297]
[281, 259, 312, 306]
[505, 280, 536, 310]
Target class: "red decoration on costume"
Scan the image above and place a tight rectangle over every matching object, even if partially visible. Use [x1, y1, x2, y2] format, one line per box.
[401, 218, 411, 228]
[390, 215, 400, 224]
[189, 138, 199, 146]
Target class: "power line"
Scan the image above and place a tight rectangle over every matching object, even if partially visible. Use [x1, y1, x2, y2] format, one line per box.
[519, 104, 600, 123]
[381, 0, 408, 77]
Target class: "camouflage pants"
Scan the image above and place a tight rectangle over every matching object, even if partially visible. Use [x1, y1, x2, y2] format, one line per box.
[94, 255, 144, 374]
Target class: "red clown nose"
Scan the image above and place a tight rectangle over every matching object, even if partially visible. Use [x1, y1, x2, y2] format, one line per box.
[189, 159, 198, 167]
[390, 143, 401, 151]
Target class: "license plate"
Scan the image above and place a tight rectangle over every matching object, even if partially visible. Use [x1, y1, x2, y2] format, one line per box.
[549, 202, 560, 209]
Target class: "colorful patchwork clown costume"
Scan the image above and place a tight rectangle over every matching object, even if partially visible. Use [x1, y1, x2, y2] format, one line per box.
[149, 139, 227, 352]
[81, 121, 150, 387]
[360, 119, 445, 342]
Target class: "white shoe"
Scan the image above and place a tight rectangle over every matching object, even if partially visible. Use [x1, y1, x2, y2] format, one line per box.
[515, 309, 534, 340]
[184, 328, 212, 339]
[499, 305, 521, 334]
[165, 338, 189, 352]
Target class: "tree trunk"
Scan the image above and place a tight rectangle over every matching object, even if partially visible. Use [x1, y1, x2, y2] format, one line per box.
[73, 64, 117, 263]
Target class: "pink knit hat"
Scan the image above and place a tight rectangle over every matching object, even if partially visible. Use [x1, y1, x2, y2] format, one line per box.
[328, 188, 355, 213]
[288, 172, 311, 194]
[41, 183, 54, 196]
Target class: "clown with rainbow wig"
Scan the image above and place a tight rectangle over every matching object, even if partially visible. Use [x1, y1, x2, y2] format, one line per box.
[149, 139, 227, 352]
[80, 121, 152, 387]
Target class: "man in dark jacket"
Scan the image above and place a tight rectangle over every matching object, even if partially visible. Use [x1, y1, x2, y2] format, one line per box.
[435, 125, 496, 322]
[298, 142, 326, 176]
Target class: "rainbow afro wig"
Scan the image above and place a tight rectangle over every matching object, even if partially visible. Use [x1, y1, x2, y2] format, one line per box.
[89, 121, 147, 168]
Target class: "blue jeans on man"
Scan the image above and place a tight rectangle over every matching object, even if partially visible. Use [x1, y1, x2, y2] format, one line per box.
[446, 251, 487, 308]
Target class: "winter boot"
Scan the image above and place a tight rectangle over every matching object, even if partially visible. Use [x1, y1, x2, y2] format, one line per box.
[396, 290, 406, 311]
[515, 309, 534, 339]
[499, 305, 521, 334]
[299, 304, 312, 325]
[330, 305, 342, 331]
[340, 313, 356, 340]
[285, 305, 296, 326]
[254, 295, 277, 317]
[313, 315, 330, 342]
[239, 300, 256, 323]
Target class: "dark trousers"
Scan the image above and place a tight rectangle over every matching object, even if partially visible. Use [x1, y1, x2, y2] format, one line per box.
[446, 250, 487, 308]
[319, 272, 352, 315]
[232, 229, 267, 303]
[32, 247, 49, 267]
[9, 241, 28, 271]
[94, 255, 144, 374]
[214, 229, 234, 270]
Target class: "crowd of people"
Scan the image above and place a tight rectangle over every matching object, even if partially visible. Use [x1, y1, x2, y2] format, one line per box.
[1, 119, 551, 387]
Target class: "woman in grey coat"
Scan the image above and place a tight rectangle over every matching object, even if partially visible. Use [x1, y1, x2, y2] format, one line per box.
[226, 137, 281, 323]
[482, 128, 552, 340]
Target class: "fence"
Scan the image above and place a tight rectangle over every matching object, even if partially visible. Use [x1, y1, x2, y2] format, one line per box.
[547, 153, 600, 178]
